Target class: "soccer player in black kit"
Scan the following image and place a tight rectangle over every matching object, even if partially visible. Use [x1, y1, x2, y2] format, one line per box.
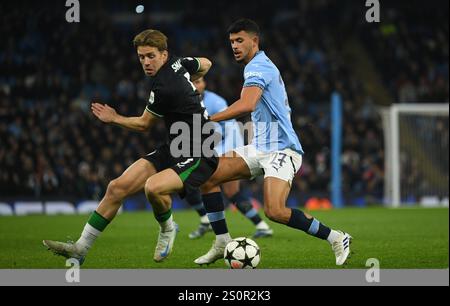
[43, 29, 219, 264]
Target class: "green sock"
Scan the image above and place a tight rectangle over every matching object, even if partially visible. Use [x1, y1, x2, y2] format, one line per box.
[76, 211, 110, 250]
[154, 209, 174, 232]
[87, 211, 110, 232]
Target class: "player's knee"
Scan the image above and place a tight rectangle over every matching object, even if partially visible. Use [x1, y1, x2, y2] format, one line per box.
[223, 186, 239, 199]
[144, 178, 162, 198]
[223, 189, 233, 199]
[106, 179, 128, 202]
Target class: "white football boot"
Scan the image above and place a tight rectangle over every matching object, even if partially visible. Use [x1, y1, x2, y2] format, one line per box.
[252, 228, 274, 239]
[43, 240, 86, 265]
[194, 240, 227, 266]
[153, 223, 179, 262]
[331, 231, 353, 266]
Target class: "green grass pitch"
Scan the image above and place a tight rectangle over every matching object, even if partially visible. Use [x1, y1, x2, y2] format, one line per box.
[0, 207, 448, 269]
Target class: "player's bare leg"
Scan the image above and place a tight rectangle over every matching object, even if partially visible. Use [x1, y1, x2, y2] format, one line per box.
[43, 159, 158, 264]
[202, 152, 252, 192]
[222, 180, 273, 238]
[195, 154, 251, 265]
[144, 168, 185, 262]
[262, 177, 292, 223]
[97, 159, 158, 219]
[221, 180, 239, 198]
[263, 177, 352, 266]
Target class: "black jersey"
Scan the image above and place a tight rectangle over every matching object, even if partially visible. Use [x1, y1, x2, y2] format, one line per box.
[145, 55, 213, 157]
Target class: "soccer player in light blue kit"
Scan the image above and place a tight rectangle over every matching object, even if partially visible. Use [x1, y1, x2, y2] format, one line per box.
[185, 77, 273, 239]
[195, 19, 352, 266]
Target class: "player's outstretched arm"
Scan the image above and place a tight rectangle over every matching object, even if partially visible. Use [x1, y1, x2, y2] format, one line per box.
[91, 102, 156, 132]
[210, 86, 262, 122]
[181, 57, 212, 81]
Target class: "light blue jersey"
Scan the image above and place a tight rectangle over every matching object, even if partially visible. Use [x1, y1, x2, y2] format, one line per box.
[203, 90, 244, 155]
[243, 51, 303, 154]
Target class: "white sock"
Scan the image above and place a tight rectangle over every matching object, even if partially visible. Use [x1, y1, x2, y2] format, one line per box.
[200, 215, 209, 224]
[160, 215, 175, 232]
[76, 223, 101, 253]
[327, 230, 341, 244]
[256, 220, 269, 230]
[216, 233, 232, 246]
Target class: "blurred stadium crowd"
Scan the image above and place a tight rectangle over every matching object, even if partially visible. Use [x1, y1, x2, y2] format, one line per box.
[0, 0, 448, 205]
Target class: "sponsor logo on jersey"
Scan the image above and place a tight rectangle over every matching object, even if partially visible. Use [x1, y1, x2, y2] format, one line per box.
[244, 71, 263, 79]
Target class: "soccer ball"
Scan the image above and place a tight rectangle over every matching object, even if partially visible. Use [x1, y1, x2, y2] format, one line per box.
[224, 237, 261, 269]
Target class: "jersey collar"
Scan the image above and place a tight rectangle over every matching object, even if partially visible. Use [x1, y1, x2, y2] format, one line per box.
[248, 50, 264, 65]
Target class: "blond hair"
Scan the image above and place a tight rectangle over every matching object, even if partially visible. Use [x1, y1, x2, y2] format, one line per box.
[133, 29, 168, 51]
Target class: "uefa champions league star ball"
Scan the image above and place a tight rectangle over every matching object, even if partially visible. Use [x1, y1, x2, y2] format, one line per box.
[224, 237, 261, 269]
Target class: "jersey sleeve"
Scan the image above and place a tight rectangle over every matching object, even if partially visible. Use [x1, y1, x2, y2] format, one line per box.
[145, 89, 166, 118]
[208, 95, 228, 116]
[243, 62, 272, 90]
[180, 57, 201, 75]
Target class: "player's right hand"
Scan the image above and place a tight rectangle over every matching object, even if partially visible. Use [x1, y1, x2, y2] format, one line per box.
[91, 103, 117, 123]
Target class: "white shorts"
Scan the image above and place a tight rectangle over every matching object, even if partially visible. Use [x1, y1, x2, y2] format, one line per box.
[233, 145, 303, 185]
